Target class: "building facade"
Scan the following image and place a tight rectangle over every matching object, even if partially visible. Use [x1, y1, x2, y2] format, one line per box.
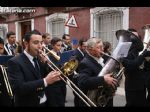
[0, 7, 150, 49]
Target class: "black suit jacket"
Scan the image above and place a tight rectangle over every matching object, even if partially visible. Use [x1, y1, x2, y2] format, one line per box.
[144, 60, 150, 88]
[121, 49, 146, 91]
[78, 54, 105, 94]
[7, 53, 49, 106]
[72, 48, 86, 72]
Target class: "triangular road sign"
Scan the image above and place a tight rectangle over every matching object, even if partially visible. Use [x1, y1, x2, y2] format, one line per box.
[65, 15, 78, 28]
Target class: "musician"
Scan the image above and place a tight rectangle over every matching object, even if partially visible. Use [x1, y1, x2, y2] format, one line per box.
[120, 28, 148, 106]
[0, 37, 7, 56]
[7, 30, 61, 107]
[45, 37, 66, 106]
[143, 42, 150, 106]
[0, 37, 13, 106]
[77, 37, 118, 107]
[4, 31, 17, 56]
[61, 34, 73, 52]
[42, 33, 52, 53]
[71, 39, 87, 106]
[102, 41, 112, 63]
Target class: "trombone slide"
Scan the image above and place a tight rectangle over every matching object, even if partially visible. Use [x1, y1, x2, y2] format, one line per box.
[43, 46, 60, 61]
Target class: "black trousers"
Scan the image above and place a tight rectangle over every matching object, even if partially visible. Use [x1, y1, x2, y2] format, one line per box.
[38, 102, 47, 107]
[125, 89, 147, 107]
[0, 95, 14, 106]
[46, 84, 66, 106]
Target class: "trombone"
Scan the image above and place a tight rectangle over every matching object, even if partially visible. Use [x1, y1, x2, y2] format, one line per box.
[43, 46, 60, 61]
[0, 65, 13, 99]
[39, 48, 97, 107]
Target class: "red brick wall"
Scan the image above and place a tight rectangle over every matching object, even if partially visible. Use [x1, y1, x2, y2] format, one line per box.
[34, 16, 46, 34]
[69, 8, 90, 41]
[32, 7, 47, 17]
[8, 22, 15, 32]
[129, 7, 150, 37]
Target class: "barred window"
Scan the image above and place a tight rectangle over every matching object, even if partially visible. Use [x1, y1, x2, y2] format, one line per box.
[46, 13, 69, 39]
[0, 24, 7, 42]
[50, 18, 66, 38]
[94, 11, 123, 49]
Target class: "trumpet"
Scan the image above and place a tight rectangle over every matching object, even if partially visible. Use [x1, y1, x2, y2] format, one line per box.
[0, 65, 13, 99]
[39, 48, 97, 107]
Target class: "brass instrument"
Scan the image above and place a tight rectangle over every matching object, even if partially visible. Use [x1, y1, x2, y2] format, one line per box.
[43, 46, 60, 61]
[141, 24, 150, 52]
[87, 29, 139, 107]
[39, 48, 97, 107]
[0, 65, 13, 99]
[139, 24, 150, 69]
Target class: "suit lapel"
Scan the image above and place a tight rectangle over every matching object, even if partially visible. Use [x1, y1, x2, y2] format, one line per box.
[86, 54, 103, 71]
[22, 53, 40, 79]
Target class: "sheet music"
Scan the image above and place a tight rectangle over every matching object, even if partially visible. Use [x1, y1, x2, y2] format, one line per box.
[112, 42, 132, 59]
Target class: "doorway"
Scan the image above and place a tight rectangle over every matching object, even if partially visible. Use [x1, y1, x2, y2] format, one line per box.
[20, 21, 31, 48]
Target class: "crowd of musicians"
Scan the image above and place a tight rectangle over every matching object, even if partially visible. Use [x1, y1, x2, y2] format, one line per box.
[0, 28, 150, 107]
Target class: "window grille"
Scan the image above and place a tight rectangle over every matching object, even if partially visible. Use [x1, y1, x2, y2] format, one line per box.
[48, 18, 65, 38]
[94, 11, 123, 49]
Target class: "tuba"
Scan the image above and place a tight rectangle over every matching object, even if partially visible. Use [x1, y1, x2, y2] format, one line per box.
[87, 29, 139, 107]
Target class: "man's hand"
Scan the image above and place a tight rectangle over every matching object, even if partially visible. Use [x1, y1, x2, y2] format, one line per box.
[104, 73, 118, 89]
[142, 49, 150, 57]
[45, 71, 61, 85]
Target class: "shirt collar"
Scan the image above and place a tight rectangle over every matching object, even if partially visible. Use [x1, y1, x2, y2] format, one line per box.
[24, 50, 34, 62]
[7, 43, 12, 48]
[77, 47, 84, 56]
[86, 50, 104, 67]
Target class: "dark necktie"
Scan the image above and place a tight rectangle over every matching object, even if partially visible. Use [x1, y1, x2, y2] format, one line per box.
[9, 45, 15, 55]
[33, 57, 44, 98]
[33, 57, 40, 78]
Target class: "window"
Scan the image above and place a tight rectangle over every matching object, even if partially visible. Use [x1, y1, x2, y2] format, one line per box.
[90, 7, 129, 50]
[95, 11, 123, 49]
[51, 18, 66, 38]
[0, 24, 8, 42]
[46, 13, 69, 38]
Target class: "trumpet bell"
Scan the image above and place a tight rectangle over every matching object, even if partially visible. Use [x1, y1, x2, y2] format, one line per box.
[61, 58, 78, 76]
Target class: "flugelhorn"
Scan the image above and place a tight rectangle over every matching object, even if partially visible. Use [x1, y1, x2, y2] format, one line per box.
[39, 49, 97, 107]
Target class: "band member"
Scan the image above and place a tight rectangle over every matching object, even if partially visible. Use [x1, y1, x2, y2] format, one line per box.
[7, 30, 61, 107]
[102, 41, 112, 63]
[0, 37, 13, 106]
[143, 42, 150, 106]
[45, 37, 66, 106]
[120, 28, 148, 106]
[77, 37, 118, 107]
[42, 33, 52, 53]
[61, 34, 73, 52]
[0, 37, 7, 56]
[71, 39, 87, 106]
[4, 31, 17, 55]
